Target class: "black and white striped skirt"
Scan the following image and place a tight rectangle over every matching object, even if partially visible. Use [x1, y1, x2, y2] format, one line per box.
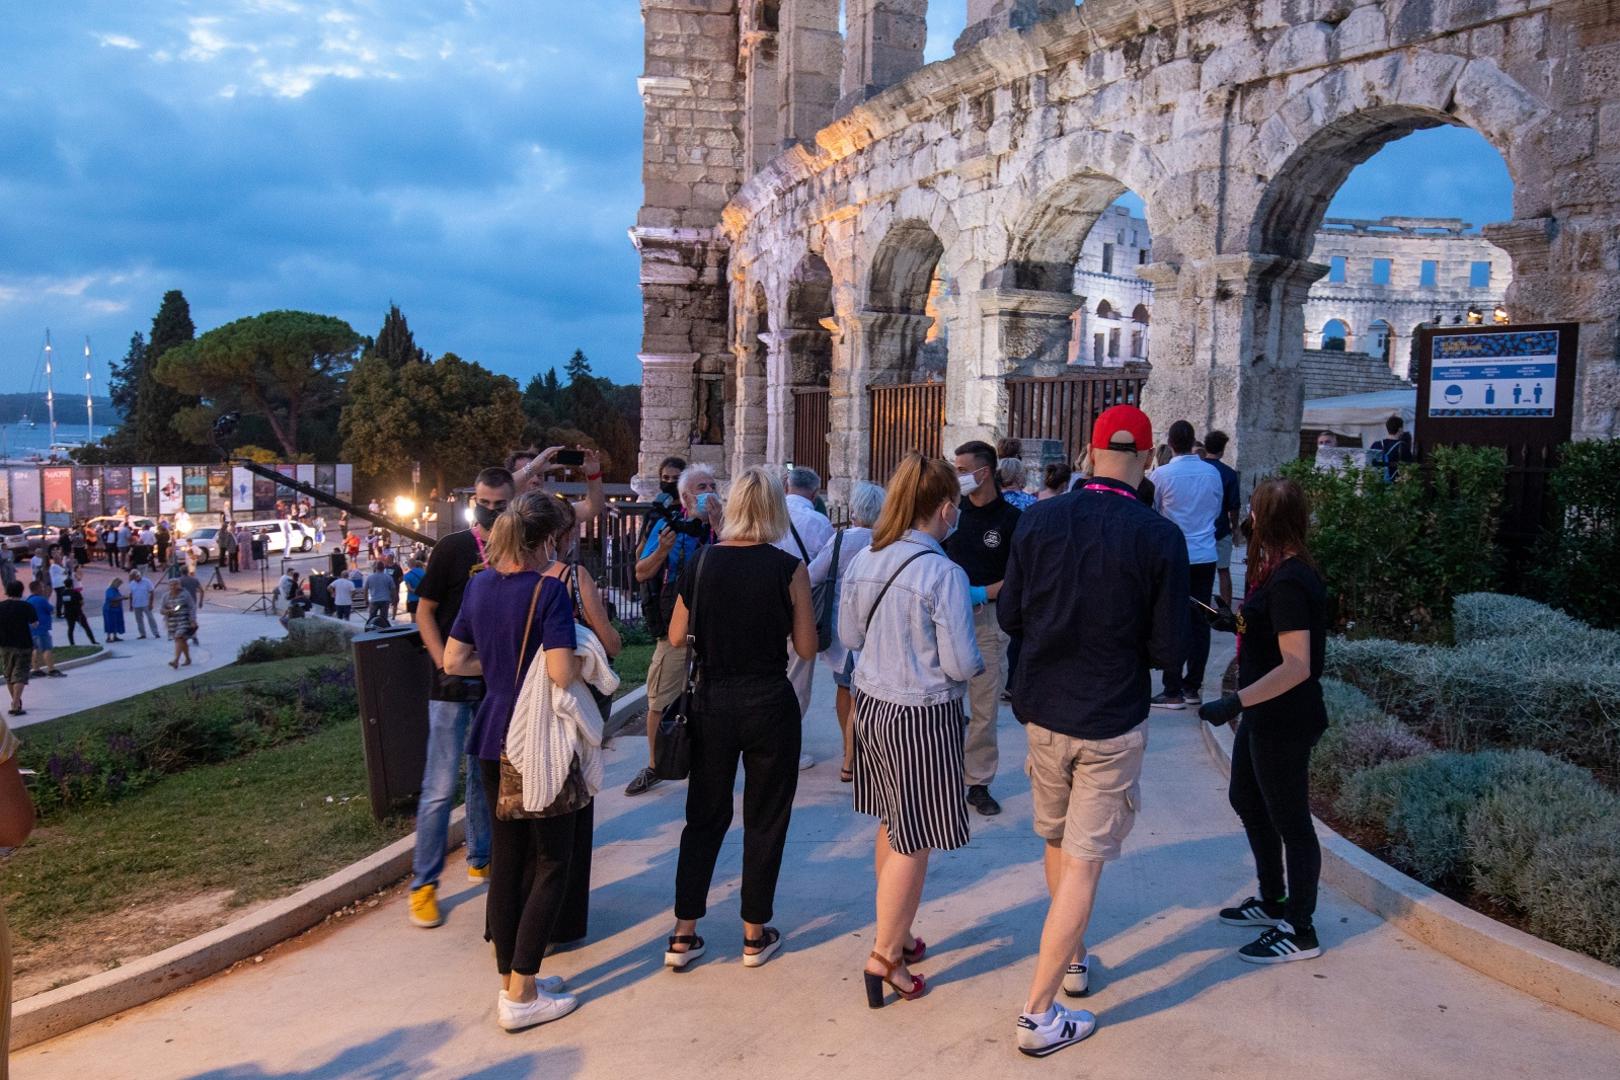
[851, 691, 970, 855]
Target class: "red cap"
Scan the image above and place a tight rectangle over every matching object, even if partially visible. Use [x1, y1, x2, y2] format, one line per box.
[1091, 404, 1153, 452]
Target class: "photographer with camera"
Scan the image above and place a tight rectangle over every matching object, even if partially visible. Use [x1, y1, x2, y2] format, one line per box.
[624, 463, 719, 797]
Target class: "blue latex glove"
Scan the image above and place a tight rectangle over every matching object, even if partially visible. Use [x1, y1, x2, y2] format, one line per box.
[968, 585, 988, 606]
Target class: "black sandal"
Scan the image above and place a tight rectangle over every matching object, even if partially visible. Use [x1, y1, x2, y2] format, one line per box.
[664, 933, 705, 970]
[742, 926, 783, 968]
[840, 765, 854, 783]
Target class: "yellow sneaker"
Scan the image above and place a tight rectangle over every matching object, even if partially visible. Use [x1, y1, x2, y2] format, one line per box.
[467, 863, 490, 884]
[408, 884, 443, 928]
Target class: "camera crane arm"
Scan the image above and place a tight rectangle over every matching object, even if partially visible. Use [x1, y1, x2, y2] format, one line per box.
[229, 459, 438, 549]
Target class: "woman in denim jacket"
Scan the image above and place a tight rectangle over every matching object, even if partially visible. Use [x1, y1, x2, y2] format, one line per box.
[837, 453, 983, 1008]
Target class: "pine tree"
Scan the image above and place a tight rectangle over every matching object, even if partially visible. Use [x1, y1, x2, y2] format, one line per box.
[133, 290, 206, 461]
[362, 303, 429, 369]
[564, 349, 592, 384]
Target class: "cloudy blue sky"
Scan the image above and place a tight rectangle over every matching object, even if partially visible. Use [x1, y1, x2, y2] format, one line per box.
[2, 2, 1513, 399]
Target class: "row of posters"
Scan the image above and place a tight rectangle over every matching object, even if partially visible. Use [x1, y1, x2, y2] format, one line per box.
[0, 464, 353, 524]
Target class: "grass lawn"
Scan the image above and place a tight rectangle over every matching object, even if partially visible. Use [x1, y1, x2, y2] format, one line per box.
[2, 715, 410, 995]
[53, 644, 101, 663]
[615, 641, 653, 696]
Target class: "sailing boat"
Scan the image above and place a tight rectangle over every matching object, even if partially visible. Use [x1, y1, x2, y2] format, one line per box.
[40, 330, 90, 458]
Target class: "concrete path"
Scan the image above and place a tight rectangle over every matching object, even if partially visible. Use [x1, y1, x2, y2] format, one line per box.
[15, 661, 1620, 1079]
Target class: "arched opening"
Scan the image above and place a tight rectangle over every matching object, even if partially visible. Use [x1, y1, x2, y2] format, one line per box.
[1131, 303, 1150, 360]
[1366, 319, 1393, 367]
[782, 252, 834, 479]
[1319, 319, 1350, 351]
[867, 220, 944, 381]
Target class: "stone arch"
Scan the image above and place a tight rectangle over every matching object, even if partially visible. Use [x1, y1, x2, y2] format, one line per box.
[1365, 318, 1393, 366]
[1320, 318, 1350, 351]
[864, 218, 946, 382]
[1096, 299, 1115, 319]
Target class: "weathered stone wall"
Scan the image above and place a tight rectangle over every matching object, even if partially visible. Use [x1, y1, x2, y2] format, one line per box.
[638, 0, 1620, 498]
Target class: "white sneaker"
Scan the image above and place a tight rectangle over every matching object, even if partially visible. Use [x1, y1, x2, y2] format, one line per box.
[1062, 953, 1092, 997]
[497, 989, 578, 1032]
[798, 753, 814, 771]
[1016, 1003, 1096, 1057]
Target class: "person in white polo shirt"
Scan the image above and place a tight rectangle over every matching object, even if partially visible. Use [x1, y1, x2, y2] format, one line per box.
[1151, 419, 1224, 709]
[771, 466, 834, 770]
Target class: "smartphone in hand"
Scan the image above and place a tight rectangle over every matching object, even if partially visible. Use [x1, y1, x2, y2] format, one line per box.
[554, 449, 587, 468]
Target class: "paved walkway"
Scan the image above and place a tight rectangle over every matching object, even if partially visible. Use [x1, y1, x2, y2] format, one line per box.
[15, 644, 1620, 1079]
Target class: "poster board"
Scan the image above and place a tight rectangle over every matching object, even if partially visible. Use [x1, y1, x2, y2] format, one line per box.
[157, 466, 184, 515]
[335, 464, 353, 504]
[72, 468, 104, 518]
[8, 469, 40, 524]
[296, 463, 316, 489]
[232, 466, 255, 512]
[208, 466, 231, 514]
[42, 467, 73, 526]
[253, 471, 276, 512]
[183, 465, 209, 514]
[1424, 328, 1564, 419]
[275, 464, 298, 508]
[103, 466, 131, 517]
[315, 464, 336, 496]
[0, 470, 9, 522]
[131, 466, 158, 517]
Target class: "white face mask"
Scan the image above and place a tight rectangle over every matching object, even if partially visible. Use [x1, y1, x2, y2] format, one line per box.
[942, 503, 961, 541]
[957, 470, 980, 497]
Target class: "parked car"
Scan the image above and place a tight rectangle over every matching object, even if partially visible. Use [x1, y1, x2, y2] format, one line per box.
[84, 515, 157, 534]
[20, 525, 58, 554]
[186, 527, 222, 564]
[0, 522, 27, 556]
[238, 519, 315, 555]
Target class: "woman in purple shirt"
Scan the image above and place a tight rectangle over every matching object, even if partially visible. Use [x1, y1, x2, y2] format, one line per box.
[444, 490, 581, 1033]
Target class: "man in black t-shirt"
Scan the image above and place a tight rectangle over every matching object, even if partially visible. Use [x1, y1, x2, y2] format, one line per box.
[406, 466, 511, 929]
[945, 440, 1022, 818]
[1368, 414, 1414, 482]
[0, 580, 39, 716]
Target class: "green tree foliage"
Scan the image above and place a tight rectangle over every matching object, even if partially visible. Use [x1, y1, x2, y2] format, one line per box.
[341, 351, 525, 494]
[132, 291, 209, 462]
[515, 352, 640, 482]
[361, 303, 429, 369]
[1281, 444, 1506, 637]
[1534, 439, 1620, 627]
[155, 310, 359, 459]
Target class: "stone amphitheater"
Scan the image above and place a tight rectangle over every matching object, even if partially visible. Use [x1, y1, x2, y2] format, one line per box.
[633, 0, 1620, 500]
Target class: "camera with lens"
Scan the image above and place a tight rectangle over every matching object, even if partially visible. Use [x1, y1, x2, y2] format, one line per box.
[646, 498, 708, 539]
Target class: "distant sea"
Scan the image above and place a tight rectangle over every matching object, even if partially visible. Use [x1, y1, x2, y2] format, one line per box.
[0, 420, 115, 462]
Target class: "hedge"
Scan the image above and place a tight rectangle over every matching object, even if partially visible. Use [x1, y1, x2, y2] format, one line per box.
[1310, 679, 1432, 797]
[1533, 438, 1620, 630]
[1521, 819, 1620, 966]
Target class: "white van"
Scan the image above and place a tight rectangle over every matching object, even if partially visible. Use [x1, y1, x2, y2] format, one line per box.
[237, 519, 316, 555]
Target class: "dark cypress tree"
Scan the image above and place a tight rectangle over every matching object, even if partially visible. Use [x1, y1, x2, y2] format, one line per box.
[362, 303, 428, 368]
[133, 290, 205, 461]
[107, 332, 145, 420]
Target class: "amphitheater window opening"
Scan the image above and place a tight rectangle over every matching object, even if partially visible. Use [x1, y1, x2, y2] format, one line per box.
[785, 253, 835, 387]
[1096, 299, 1115, 320]
[1255, 117, 1514, 363]
[868, 220, 946, 382]
[695, 374, 726, 445]
[1107, 328, 1121, 359]
[1366, 320, 1393, 365]
[1320, 319, 1350, 351]
[1131, 303, 1149, 325]
[1470, 261, 1492, 288]
[755, 1, 779, 32]
[1101, 243, 1114, 274]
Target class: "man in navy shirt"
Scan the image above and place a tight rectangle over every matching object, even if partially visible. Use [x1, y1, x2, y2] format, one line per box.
[1201, 430, 1242, 609]
[999, 404, 1189, 1058]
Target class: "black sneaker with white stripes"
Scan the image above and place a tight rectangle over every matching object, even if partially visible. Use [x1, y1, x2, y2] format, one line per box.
[1237, 920, 1321, 964]
[1219, 895, 1286, 927]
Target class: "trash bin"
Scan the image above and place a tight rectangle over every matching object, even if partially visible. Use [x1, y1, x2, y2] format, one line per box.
[352, 623, 433, 821]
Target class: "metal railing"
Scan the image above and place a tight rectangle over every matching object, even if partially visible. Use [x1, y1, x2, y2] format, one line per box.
[1006, 367, 1149, 466]
[868, 381, 946, 481]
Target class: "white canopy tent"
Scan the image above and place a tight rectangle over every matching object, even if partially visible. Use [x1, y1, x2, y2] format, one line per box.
[1302, 387, 1417, 446]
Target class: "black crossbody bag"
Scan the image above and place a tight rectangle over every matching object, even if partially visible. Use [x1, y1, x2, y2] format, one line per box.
[653, 547, 710, 780]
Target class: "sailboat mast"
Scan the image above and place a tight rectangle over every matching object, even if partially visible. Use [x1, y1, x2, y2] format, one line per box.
[44, 330, 57, 450]
[84, 337, 94, 442]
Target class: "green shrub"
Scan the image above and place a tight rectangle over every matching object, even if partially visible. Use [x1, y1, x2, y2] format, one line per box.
[237, 621, 353, 664]
[1534, 439, 1620, 630]
[1465, 762, 1619, 905]
[1336, 750, 1566, 884]
[1311, 679, 1432, 797]
[1281, 444, 1505, 638]
[615, 619, 656, 647]
[1520, 819, 1620, 966]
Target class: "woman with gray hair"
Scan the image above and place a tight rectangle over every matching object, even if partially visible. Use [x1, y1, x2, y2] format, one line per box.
[997, 457, 1036, 510]
[807, 481, 886, 782]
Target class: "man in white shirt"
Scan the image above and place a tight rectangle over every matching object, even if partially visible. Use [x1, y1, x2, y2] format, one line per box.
[771, 466, 834, 768]
[127, 569, 159, 639]
[1150, 419, 1225, 708]
[330, 573, 356, 620]
[48, 555, 68, 617]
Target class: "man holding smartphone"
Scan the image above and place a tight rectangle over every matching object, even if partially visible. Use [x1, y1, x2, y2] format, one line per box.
[508, 445, 606, 524]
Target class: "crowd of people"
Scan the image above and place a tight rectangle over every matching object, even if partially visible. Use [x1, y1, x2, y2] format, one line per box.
[393, 416, 1329, 1058]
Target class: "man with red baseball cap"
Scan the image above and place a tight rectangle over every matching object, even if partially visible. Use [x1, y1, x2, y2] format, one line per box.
[997, 404, 1190, 1058]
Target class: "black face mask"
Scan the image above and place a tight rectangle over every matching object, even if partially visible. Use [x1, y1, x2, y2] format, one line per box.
[472, 504, 501, 532]
[659, 480, 679, 498]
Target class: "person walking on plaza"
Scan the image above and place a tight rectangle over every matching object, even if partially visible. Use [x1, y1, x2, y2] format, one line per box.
[661, 466, 816, 972]
[128, 569, 159, 640]
[114, 521, 131, 568]
[945, 440, 1022, 817]
[0, 582, 38, 717]
[25, 581, 59, 679]
[154, 520, 171, 567]
[624, 463, 719, 798]
[102, 579, 128, 642]
[48, 555, 67, 618]
[837, 455, 982, 1006]
[442, 490, 585, 1032]
[1201, 430, 1243, 610]
[364, 561, 396, 625]
[331, 572, 356, 621]
[771, 466, 834, 770]
[403, 558, 425, 617]
[218, 523, 238, 574]
[807, 481, 885, 782]
[1199, 478, 1330, 964]
[60, 572, 97, 647]
[998, 404, 1189, 1058]
[1150, 419, 1224, 709]
[407, 467, 508, 929]
[136, 523, 156, 570]
[162, 578, 196, 668]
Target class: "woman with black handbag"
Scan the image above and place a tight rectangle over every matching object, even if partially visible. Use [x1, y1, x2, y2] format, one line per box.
[443, 490, 585, 1033]
[661, 465, 818, 971]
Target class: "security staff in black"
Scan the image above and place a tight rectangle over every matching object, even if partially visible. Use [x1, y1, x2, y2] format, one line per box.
[944, 440, 1023, 817]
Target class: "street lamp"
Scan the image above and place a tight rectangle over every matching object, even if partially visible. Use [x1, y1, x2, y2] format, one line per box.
[393, 495, 416, 520]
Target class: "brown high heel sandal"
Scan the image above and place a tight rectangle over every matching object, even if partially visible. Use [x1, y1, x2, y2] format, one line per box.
[863, 950, 926, 1008]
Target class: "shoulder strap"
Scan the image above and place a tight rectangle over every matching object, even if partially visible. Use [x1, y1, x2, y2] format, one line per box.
[515, 578, 544, 692]
[827, 528, 845, 589]
[864, 549, 936, 633]
[685, 546, 710, 644]
[788, 520, 809, 564]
